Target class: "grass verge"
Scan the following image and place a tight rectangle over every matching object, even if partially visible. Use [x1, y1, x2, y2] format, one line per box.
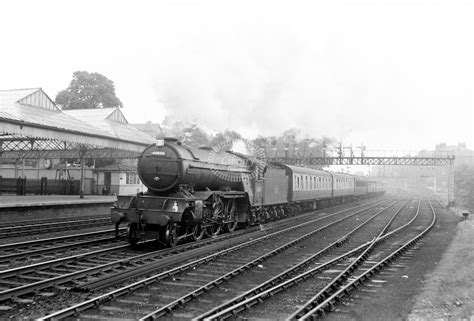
[408, 210, 474, 320]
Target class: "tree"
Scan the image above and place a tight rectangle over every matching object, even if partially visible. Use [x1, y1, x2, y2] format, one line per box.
[162, 121, 211, 147]
[55, 71, 123, 110]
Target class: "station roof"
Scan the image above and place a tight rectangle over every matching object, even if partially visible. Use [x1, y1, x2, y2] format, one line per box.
[0, 88, 156, 159]
[131, 121, 163, 138]
[64, 108, 155, 144]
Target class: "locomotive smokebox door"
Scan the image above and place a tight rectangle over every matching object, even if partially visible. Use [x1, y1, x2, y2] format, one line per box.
[138, 143, 182, 192]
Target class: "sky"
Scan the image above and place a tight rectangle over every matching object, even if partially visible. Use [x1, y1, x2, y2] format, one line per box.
[0, 0, 472, 152]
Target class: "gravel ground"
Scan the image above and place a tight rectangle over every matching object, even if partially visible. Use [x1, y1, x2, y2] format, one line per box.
[323, 204, 459, 321]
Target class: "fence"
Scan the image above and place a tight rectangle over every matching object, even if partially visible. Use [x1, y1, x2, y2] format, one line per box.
[0, 176, 87, 195]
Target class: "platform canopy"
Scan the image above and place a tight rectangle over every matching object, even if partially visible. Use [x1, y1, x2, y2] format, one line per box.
[0, 88, 156, 159]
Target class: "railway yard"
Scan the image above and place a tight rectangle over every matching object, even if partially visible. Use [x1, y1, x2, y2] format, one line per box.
[0, 194, 462, 320]
[1, 2, 473, 319]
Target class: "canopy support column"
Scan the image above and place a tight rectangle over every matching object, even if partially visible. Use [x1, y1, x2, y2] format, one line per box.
[79, 146, 87, 199]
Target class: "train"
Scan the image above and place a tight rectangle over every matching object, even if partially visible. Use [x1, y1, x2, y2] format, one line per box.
[111, 137, 385, 246]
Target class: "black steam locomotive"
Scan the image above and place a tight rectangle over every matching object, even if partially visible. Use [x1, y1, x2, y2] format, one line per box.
[111, 138, 384, 246]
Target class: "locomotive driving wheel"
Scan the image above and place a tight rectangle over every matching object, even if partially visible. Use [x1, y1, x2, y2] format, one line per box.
[224, 199, 238, 232]
[163, 223, 178, 247]
[205, 223, 221, 236]
[206, 196, 224, 236]
[212, 196, 224, 219]
[192, 224, 205, 241]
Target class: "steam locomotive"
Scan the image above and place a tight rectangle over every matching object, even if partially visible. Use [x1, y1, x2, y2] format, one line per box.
[111, 137, 384, 246]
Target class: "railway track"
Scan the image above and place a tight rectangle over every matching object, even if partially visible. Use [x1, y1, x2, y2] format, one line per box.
[0, 228, 127, 269]
[287, 199, 436, 320]
[200, 198, 436, 320]
[0, 215, 113, 238]
[0, 199, 384, 308]
[36, 198, 395, 320]
[0, 223, 266, 304]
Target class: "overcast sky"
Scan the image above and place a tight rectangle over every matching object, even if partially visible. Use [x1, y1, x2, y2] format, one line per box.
[0, 0, 472, 151]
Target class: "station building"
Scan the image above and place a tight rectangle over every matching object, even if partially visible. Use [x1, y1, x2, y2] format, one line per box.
[0, 88, 160, 196]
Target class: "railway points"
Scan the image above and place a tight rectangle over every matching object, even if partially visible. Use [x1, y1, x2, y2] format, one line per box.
[0, 200, 381, 310]
[35, 199, 395, 319]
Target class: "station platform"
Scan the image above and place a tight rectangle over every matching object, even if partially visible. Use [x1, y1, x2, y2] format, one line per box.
[0, 195, 117, 209]
[0, 195, 118, 222]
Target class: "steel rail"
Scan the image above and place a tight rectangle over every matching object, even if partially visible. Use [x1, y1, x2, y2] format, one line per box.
[0, 200, 358, 303]
[1, 200, 381, 303]
[37, 199, 391, 320]
[0, 217, 110, 231]
[193, 200, 405, 320]
[295, 199, 436, 320]
[139, 200, 397, 320]
[0, 228, 124, 252]
[75, 199, 387, 293]
[0, 228, 126, 263]
[0, 217, 113, 238]
[200, 198, 417, 320]
[288, 198, 419, 319]
[0, 226, 257, 302]
[0, 215, 110, 228]
[0, 228, 121, 251]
